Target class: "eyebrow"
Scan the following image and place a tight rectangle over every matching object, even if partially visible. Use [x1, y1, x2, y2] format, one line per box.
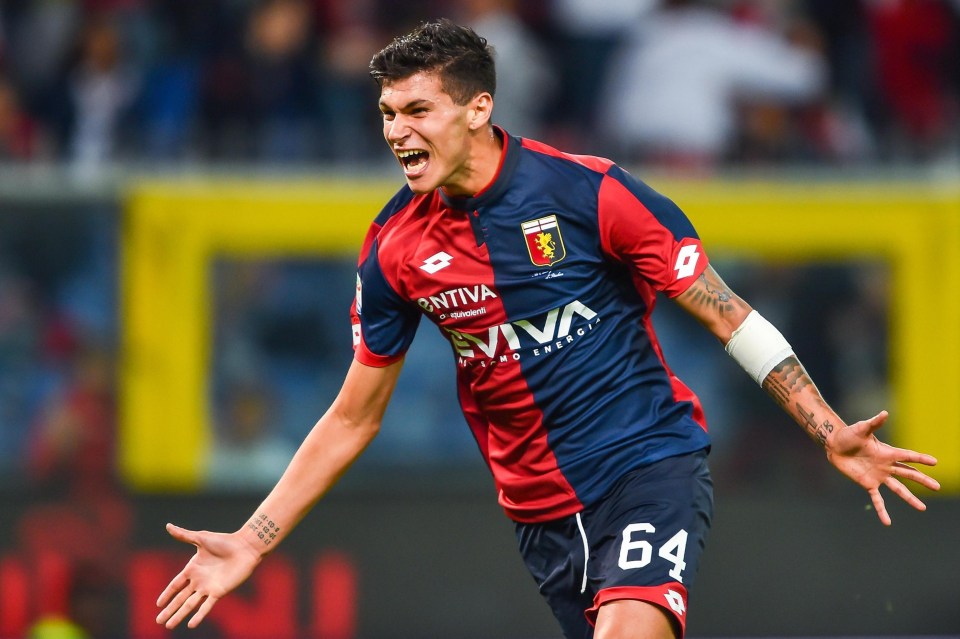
[379, 98, 432, 112]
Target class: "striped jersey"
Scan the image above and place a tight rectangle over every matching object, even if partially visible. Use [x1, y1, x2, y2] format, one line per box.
[352, 128, 711, 523]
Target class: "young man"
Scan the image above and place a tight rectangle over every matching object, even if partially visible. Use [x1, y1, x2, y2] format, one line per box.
[155, 19, 940, 639]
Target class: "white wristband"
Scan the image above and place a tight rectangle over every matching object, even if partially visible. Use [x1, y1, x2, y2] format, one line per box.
[724, 310, 794, 385]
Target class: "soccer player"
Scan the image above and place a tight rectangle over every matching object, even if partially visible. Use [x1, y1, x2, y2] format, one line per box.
[155, 19, 940, 639]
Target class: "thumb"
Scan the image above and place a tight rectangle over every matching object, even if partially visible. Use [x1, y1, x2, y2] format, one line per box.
[166, 522, 201, 547]
[859, 410, 889, 435]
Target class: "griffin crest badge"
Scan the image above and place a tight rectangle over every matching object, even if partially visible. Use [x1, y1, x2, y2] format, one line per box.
[522, 215, 566, 267]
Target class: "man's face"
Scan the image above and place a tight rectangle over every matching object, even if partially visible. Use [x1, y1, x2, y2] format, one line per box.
[379, 72, 477, 195]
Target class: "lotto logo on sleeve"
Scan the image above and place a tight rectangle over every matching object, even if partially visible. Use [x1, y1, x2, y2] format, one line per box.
[673, 244, 701, 279]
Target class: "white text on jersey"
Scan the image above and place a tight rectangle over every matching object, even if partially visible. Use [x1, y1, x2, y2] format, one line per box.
[444, 300, 598, 362]
[417, 284, 498, 315]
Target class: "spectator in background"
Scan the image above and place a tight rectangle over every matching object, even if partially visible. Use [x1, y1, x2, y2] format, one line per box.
[196, 4, 255, 159]
[461, 0, 556, 140]
[800, 0, 877, 162]
[1, 0, 81, 117]
[317, 0, 385, 163]
[191, 0, 324, 162]
[133, 1, 211, 160]
[0, 0, 955, 166]
[207, 379, 296, 490]
[21, 342, 131, 638]
[0, 265, 44, 473]
[866, 0, 959, 161]
[729, 13, 834, 164]
[547, 0, 656, 151]
[27, 342, 118, 494]
[245, 0, 321, 162]
[62, 14, 140, 169]
[0, 7, 7, 65]
[0, 75, 42, 160]
[598, 0, 826, 170]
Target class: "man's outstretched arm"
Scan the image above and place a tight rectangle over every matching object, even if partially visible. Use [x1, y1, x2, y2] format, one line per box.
[673, 265, 940, 525]
[155, 358, 404, 629]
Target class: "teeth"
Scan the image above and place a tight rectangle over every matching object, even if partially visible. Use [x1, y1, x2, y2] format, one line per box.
[397, 149, 424, 158]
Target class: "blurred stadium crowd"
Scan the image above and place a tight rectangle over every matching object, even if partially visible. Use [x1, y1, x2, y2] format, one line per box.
[0, 0, 931, 492]
[0, 0, 958, 169]
[0, 0, 954, 489]
[0, 0, 952, 482]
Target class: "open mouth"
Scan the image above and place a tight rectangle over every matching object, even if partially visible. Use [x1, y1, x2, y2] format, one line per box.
[397, 149, 429, 175]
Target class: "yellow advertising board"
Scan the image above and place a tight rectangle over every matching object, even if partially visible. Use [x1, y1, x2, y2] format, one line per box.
[120, 178, 960, 492]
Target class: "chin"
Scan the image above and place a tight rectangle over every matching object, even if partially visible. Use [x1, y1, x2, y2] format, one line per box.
[405, 176, 439, 194]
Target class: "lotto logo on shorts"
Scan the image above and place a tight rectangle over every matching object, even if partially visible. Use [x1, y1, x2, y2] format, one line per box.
[664, 589, 685, 615]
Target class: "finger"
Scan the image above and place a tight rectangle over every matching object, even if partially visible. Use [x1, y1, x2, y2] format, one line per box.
[167, 522, 202, 547]
[859, 410, 888, 435]
[869, 487, 891, 526]
[892, 462, 942, 491]
[893, 450, 938, 468]
[885, 476, 927, 513]
[165, 590, 206, 630]
[188, 595, 219, 629]
[157, 583, 196, 625]
[156, 572, 189, 608]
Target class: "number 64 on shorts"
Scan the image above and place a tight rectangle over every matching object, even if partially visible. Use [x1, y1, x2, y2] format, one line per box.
[618, 523, 689, 582]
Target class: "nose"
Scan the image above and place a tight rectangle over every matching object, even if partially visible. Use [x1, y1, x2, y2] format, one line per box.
[385, 114, 410, 144]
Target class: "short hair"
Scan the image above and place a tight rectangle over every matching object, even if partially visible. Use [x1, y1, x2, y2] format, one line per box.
[369, 18, 496, 105]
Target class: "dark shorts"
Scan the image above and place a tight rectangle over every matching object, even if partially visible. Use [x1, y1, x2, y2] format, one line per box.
[515, 450, 713, 639]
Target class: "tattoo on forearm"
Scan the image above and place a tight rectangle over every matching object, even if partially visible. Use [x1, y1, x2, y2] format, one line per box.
[796, 405, 835, 446]
[763, 357, 833, 446]
[248, 512, 280, 546]
[796, 403, 823, 444]
[764, 357, 811, 395]
[820, 418, 835, 443]
[684, 273, 738, 317]
[763, 377, 791, 408]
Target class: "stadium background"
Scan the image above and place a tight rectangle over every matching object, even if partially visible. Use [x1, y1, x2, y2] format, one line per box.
[1, 1, 958, 637]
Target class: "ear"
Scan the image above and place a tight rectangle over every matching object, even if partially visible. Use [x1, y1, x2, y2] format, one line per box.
[467, 92, 494, 131]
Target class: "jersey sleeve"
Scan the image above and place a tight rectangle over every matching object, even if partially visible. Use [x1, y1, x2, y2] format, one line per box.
[351, 238, 421, 367]
[597, 165, 708, 297]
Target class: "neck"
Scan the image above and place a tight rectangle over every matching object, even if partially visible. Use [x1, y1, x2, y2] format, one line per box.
[442, 125, 503, 197]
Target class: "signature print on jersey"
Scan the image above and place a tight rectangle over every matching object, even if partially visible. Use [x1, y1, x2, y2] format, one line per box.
[522, 214, 566, 267]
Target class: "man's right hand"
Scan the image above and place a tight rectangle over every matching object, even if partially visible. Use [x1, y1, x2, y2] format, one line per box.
[155, 523, 264, 629]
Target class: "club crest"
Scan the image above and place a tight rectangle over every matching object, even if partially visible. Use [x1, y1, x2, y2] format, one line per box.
[522, 215, 566, 267]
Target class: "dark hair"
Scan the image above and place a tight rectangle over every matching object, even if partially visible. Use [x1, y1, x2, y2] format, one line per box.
[369, 18, 496, 105]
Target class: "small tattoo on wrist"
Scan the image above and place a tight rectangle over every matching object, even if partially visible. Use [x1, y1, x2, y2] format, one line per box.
[248, 512, 280, 546]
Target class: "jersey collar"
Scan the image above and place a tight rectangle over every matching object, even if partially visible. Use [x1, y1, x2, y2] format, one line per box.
[439, 126, 520, 211]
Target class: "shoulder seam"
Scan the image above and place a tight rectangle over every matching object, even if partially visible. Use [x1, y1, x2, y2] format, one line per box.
[374, 185, 417, 227]
[519, 138, 616, 176]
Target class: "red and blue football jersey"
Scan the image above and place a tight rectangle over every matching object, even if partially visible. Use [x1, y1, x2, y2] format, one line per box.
[352, 128, 711, 523]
